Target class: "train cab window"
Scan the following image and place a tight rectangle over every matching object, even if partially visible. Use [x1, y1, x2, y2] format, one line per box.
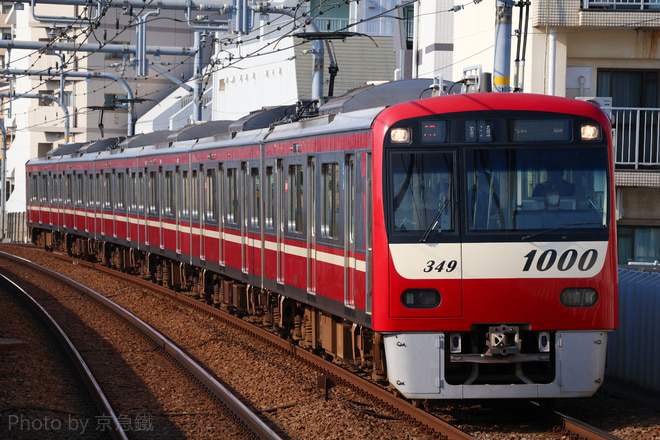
[466, 146, 609, 234]
[227, 168, 238, 224]
[389, 151, 454, 238]
[288, 164, 304, 233]
[165, 170, 175, 217]
[205, 169, 217, 222]
[264, 167, 274, 230]
[250, 168, 260, 228]
[322, 163, 340, 239]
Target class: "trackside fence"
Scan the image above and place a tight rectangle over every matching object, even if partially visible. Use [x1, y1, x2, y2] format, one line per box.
[607, 267, 660, 391]
[3, 212, 28, 243]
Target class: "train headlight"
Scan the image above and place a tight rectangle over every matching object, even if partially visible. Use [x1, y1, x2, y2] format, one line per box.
[560, 287, 598, 307]
[390, 127, 411, 144]
[401, 289, 441, 309]
[580, 124, 600, 141]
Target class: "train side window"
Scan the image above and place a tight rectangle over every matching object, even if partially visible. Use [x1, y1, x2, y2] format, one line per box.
[265, 166, 274, 230]
[40, 175, 46, 203]
[117, 172, 125, 210]
[180, 169, 189, 218]
[227, 168, 238, 224]
[65, 174, 72, 205]
[137, 172, 144, 213]
[148, 171, 158, 215]
[321, 163, 340, 239]
[288, 164, 303, 233]
[76, 173, 84, 207]
[191, 169, 200, 220]
[250, 168, 260, 228]
[103, 173, 112, 209]
[129, 172, 137, 211]
[164, 170, 175, 217]
[95, 174, 102, 208]
[205, 168, 217, 222]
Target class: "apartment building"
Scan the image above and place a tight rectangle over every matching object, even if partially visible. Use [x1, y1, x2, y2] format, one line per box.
[2, 2, 193, 212]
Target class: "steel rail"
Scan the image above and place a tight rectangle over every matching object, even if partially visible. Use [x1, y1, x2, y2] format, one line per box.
[0, 251, 284, 440]
[0, 271, 129, 440]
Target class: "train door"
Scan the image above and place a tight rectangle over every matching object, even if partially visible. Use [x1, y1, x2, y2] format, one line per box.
[344, 154, 357, 308]
[136, 170, 145, 248]
[307, 156, 317, 294]
[248, 164, 262, 278]
[276, 159, 285, 285]
[190, 166, 200, 261]
[364, 152, 373, 315]
[240, 162, 249, 274]
[176, 166, 185, 255]
[218, 165, 225, 266]
[93, 170, 102, 238]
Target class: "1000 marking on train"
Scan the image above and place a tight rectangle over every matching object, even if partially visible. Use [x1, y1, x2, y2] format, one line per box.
[522, 248, 599, 272]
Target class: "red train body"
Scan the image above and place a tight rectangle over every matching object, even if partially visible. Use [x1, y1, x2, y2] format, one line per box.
[26, 90, 618, 400]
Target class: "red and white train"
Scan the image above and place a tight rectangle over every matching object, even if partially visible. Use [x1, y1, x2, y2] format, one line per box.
[26, 84, 618, 400]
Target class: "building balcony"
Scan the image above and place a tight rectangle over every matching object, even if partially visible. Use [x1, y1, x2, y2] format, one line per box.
[583, 0, 660, 10]
[533, 0, 660, 28]
[612, 107, 660, 171]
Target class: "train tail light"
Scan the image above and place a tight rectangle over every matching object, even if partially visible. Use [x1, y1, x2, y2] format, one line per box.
[401, 289, 441, 309]
[538, 331, 551, 353]
[560, 287, 598, 307]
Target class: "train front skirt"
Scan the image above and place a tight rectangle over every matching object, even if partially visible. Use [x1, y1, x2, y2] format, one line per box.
[383, 330, 608, 399]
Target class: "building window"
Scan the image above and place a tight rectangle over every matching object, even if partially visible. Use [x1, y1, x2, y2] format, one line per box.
[618, 226, 660, 264]
[598, 69, 660, 108]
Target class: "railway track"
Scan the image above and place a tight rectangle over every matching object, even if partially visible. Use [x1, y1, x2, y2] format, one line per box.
[0, 272, 125, 440]
[0, 250, 282, 440]
[0, 244, 646, 439]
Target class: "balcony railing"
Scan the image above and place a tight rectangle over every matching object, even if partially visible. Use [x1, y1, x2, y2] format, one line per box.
[583, 0, 660, 10]
[611, 107, 660, 168]
[310, 17, 394, 36]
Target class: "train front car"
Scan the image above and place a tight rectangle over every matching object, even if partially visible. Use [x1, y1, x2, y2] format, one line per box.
[371, 93, 618, 400]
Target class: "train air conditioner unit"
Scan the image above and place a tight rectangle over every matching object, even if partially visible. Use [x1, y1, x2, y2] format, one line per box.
[576, 96, 612, 108]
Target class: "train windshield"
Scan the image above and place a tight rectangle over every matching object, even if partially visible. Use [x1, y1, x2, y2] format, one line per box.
[386, 145, 609, 240]
[390, 151, 454, 235]
[466, 146, 609, 234]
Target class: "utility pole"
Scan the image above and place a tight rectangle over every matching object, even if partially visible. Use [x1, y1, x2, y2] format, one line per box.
[493, 0, 514, 93]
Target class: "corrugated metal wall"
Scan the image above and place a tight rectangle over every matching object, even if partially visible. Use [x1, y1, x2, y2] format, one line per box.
[607, 268, 660, 391]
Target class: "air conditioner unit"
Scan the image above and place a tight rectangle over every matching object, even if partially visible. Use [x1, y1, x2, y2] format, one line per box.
[576, 96, 612, 109]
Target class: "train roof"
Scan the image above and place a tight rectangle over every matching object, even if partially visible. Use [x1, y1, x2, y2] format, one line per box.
[318, 78, 435, 115]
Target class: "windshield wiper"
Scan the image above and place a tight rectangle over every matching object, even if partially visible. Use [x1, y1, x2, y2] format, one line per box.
[521, 222, 601, 241]
[420, 199, 451, 243]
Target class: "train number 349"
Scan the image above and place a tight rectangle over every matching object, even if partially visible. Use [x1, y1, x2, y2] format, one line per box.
[522, 249, 598, 272]
[424, 260, 458, 273]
